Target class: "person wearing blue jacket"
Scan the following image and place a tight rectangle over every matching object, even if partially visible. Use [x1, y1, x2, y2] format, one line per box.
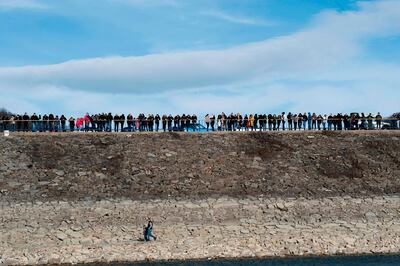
[307, 112, 312, 130]
[144, 220, 157, 241]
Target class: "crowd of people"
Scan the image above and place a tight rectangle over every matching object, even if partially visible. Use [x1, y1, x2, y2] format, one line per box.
[0, 111, 397, 133]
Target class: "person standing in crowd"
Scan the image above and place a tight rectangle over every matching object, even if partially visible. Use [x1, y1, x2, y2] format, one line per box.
[272, 114, 277, 130]
[180, 114, 185, 131]
[328, 114, 333, 130]
[162, 115, 167, 132]
[137, 113, 143, 131]
[254, 114, 258, 131]
[69, 116, 75, 132]
[83, 113, 90, 132]
[192, 114, 197, 125]
[114, 114, 120, 132]
[275, 114, 280, 130]
[9, 115, 15, 132]
[127, 114, 133, 131]
[54, 115, 60, 132]
[31, 113, 39, 132]
[342, 114, 348, 130]
[322, 114, 327, 130]
[287, 112, 292, 130]
[281, 112, 286, 131]
[60, 115, 67, 132]
[185, 114, 191, 131]
[173, 114, 179, 130]
[297, 113, 303, 130]
[205, 114, 210, 131]
[337, 113, 343, 130]
[258, 114, 264, 131]
[317, 114, 322, 130]
[42, 114, 48, 132]
[243, 115, 248, 131]
[155, 114, 160, 132]
[91, 114, 97, 131]
[293, 113, 298, 130]
[301, 113, 306, 130]
[106, 113, 112, 132]
[22, 112, 29, 132]
[48, 113, 54, 132]
[249, 114, 254, 131]
[15, 115, 20, 132]
[134, 116, 139, 131]
[147, 114, 153, 131]
[210, 114, 215, 131]
[375, 112, 382, 129]
[267, 114, 273, 131]
[311, 113, 317, 130]
[332, 114, 338, 130]
[306, 112, 311, 130]
[360, 113, 366, 130]
[350, 113, 356, 129]
[167, 114, 173, 131]
[237, 113, 242, 131]
[229, 113, 234, 131]
[367, 113, 374, 130]
[217, 114, 222, 131]
[120, 114, 125, 131]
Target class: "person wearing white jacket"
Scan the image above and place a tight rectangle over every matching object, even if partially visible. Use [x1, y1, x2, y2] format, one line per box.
[322, 115, 328, 130]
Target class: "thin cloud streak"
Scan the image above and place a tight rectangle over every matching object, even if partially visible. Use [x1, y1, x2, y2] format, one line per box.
[111, 0, 179, 8]
[202, 10, 275, 26]
[0, 0, 49, 10]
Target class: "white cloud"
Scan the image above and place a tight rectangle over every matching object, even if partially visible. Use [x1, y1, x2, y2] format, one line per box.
[1, 0, 400, 116]
[0, 0, 49, 10]
[201, 10, 274, 26]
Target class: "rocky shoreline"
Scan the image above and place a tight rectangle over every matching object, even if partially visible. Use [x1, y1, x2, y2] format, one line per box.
[1, 196, 400, 265]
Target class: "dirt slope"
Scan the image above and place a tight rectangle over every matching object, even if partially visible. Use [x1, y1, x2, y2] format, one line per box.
[0, 131, 399, 202]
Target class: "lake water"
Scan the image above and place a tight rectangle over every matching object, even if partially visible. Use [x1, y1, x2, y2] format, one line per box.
[103, 255, 400, 266]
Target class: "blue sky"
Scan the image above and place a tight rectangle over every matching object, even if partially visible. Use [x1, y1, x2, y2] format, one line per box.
[0, 0, 399, 116]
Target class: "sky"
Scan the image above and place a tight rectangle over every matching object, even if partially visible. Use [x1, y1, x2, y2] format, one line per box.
[0, 0, 399, 117]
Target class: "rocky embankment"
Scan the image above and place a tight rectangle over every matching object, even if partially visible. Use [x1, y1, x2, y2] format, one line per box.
[0, 131, 400, 265]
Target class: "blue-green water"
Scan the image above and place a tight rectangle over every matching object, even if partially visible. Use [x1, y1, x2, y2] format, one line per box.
[104, 255, 400, 266]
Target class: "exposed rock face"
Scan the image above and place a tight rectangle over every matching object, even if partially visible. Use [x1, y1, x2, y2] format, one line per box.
[0, 131, 400, 202]
[0, 131, 400, 265]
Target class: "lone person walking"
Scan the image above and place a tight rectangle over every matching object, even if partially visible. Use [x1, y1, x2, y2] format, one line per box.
[144, 219, 157, 241]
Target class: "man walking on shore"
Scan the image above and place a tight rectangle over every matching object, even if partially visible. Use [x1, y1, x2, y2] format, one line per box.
[144, 219, 157, 241]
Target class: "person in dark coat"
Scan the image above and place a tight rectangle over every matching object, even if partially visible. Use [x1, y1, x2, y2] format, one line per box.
[162, 115, 167, 132]
[180, 114, 186, 131]
[155, 114, 160, 132]
[22, 112, 30, 132]
[30, 113, 39, 132]
[167, 114, 173, 131]
[367, 113, 374, 130]
[375, 112, 382, 129]
[127, 114, 133, 131]
[48, 114, 55, 132]
[69, 117, 75, 132]
[60, 115, 67, 132]
[114, 114, 120, 132]
[120, 114, 125, 131]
